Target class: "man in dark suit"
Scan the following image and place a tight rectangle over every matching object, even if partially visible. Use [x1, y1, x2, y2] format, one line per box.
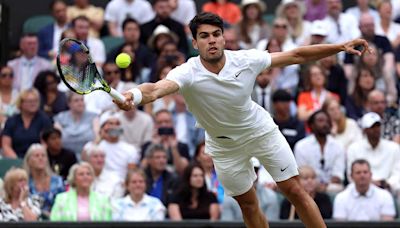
[140, 0, 188, 56]
[38, 0, 69, 59]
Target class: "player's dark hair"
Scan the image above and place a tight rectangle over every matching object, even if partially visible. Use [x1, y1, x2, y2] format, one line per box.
[175, 163, 209, 206]
[189, 12, 224, 40]
[41, 127, 62, 142]
[122, 17, 139, 31]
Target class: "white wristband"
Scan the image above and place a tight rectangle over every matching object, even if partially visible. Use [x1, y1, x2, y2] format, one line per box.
[128, 88, 143, 105]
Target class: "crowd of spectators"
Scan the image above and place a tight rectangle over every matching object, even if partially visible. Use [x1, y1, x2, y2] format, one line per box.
[0, 0, 400, 223]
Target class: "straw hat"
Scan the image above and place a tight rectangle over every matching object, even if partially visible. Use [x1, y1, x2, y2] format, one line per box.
[241, 0, 267, 12]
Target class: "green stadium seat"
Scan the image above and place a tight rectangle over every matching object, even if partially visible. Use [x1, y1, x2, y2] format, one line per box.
[263, 14, 276, 25]
[0, 158, 23, 178]
[101, 36, 124, 55]
[23, 15, 54, 34]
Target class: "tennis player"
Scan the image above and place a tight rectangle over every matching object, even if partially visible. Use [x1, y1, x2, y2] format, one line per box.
[115, 13, 369, 228]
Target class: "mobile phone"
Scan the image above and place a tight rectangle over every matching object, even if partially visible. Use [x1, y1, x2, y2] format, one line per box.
[158, 127, 175, 135]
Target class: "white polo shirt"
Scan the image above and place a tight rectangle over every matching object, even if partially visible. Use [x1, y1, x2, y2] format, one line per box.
[166, 49, 274, 142]
[112, 194, 166, 221]
[333, 183, 395, 221]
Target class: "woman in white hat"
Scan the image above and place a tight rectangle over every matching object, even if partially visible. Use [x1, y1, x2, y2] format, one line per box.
[276, 0, 312, 46]
[236, 0, 270, 49]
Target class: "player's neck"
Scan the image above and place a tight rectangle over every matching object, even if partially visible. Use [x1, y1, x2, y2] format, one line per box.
[200, 54, 226, 75]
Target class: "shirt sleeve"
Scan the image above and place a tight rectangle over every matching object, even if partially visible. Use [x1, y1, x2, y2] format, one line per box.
[332, 193, 347, 220]
[380, 190, 396, 216]
[243, 49, 272, 74]
[2, 116, 15, 137]
[104, 2, 117, 22]
[165, 62, 193, 90]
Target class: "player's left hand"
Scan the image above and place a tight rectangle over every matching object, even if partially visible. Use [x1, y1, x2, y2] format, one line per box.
[343, 38, 372, 56]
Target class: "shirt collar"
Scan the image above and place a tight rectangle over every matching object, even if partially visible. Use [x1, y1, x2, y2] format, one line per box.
[350, 183, 374, 198]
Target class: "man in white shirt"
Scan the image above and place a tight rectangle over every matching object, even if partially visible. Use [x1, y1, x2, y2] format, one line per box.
[333, 159, 395, 221]
[104, 0, 155, 37]
[294, 110, 345, 192]
[98, 111, 140, 181]
[323, 0, 361, 45]
[347, 112, 400, 192]
[345, 0, 380, 25]
[114, 12, 370, 228]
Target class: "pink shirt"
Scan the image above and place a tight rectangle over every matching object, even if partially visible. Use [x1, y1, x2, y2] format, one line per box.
[77, 195, 91, 221]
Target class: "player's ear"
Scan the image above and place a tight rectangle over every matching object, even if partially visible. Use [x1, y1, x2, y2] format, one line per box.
[192, 38, 198, 50]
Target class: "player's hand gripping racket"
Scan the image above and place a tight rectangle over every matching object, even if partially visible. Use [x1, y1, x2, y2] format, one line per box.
[56, 38, 126, 102]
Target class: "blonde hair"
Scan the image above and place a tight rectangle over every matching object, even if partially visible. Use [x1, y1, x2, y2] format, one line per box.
[67, 162, 95, 188]
[3, 168, 28, 202]
[125, 168, 147, 188]
[16, 88, 40, 110]
[23, 143, 53, 177]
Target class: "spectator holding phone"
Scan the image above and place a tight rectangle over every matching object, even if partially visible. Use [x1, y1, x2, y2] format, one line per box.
[141, 109, 190, 175]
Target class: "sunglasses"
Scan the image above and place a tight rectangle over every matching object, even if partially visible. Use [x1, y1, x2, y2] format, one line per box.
[105, 70, 120, 75]
[0, 73, 13, 78]
[274, 24, 288, 29]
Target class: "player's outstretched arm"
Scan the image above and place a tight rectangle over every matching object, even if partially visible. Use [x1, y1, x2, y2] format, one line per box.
[270, 38, 371, 68]
[114, 79, 179, 111]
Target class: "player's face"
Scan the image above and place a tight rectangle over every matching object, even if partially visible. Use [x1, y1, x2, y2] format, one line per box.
[192, 24, 225, 64]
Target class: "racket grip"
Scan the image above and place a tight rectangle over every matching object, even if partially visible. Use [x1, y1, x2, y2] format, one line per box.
[109, 88, 126, 103]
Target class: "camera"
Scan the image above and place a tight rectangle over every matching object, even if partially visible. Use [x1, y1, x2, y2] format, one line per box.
[158, 127, 175, 136]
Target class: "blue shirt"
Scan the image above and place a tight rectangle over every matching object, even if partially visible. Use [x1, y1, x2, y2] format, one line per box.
[150, 175, 163, 200]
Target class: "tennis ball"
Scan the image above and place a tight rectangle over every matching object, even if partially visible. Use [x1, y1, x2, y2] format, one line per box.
[115, 53, 131, 68]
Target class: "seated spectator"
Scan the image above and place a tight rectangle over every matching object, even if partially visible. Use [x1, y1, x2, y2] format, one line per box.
[2, 88, 52, 158]
[366, 90, 400, 143]
[140, 0, 188, 56]
[236, 0, 269, 49]
[33, 70, 68, 119]
[7, 34, 53, 92]
[345, 0, 380, 24]
[303, 0, 327, 22]
[84, 62, 125, 114]
[251, 67, 277, 113]
[144, 144, 179, 206]
[224, 28, 241, 51]
[202, 0, 241, 25]
[147, 24, 179, 57]
[280, 165, 332, 219]
[272, 89, 305, 150]
[194, 141, 224, 203]
[294, 110, 345, 193]
[302, 20, 329, 46]
[112, 169, 166, 221]
[82, 142, 124, 199]
[38, 0, 69, 60]
[50, 162, 112, 221]
[72, 15, 105, 67]
[0, 168, 41, 221]
[118, 84, 154, 150]
[54, 92, 98, 156]
[318, 54, 347, 105]
[169, 0, 197, 34]
[41, 127, 77, 180]
[297, 64, 339, 122]
[141, 109, 190, 175]
[23, 143, 65, 219]
[168, 164, 219, 220]
[322, 98, 362, 150]
[104, 0, 155, 37]
[98, 111, 140, 181]
[375, 0, 400, 48]
[345, 67, 375, 120]
[347, 112, 400, 192]
[333, 159, 395, 221]
[0, 65, 19, 130]
[106, 18, 155, 84]
[221, 158, 280, 221]
[66, 0, 104, 38]
[173, 94, 205, 156]
[276, 0, 311, 46]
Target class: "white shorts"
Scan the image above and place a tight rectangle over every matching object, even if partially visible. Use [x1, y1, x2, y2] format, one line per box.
[205, 127, 299, 196]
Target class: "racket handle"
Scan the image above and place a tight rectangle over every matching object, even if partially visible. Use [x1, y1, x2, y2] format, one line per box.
[109, 88, 126, 103]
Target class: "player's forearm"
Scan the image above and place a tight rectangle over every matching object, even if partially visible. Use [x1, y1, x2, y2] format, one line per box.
[293, 43, 345, 65]
[137, 79, 179, 105]
[137, 83, 159, 105]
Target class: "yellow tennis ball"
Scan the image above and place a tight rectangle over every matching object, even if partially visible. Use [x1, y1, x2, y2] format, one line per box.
[115, 53, 131, 68]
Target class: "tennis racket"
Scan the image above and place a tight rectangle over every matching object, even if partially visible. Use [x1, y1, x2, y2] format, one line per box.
[56, 38, 126, 102]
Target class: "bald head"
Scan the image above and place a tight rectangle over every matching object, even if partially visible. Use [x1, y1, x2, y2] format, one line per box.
[359, 13, 375, 39]
[367, 90, 386, 115]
